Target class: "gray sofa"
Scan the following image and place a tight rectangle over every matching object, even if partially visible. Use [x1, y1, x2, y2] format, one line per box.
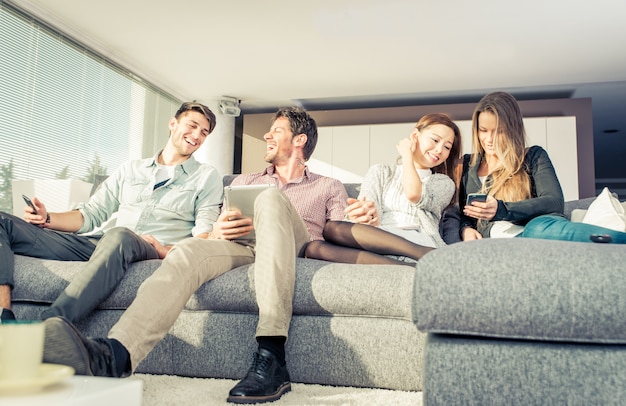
[414, 197, 626, 405]
[12, 179, 621, 399]
[10, 180, 424, 392]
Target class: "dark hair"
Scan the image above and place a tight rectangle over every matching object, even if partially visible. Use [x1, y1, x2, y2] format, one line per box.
[175, 102, 217, 135]
[415, 113, 462, 185]
[272, 107, 318, 160]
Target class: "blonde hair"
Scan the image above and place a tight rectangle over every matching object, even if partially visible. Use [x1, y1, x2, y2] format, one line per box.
[470, 92, 531, 202]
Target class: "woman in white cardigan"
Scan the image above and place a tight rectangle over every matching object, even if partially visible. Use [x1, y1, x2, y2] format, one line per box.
[305, 113, 461, 265]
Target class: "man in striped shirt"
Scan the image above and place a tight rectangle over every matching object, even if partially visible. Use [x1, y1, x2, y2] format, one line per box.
[43, 107, 358, 404]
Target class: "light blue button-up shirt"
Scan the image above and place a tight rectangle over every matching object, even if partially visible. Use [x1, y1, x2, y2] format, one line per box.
[76, 151, 223, 245]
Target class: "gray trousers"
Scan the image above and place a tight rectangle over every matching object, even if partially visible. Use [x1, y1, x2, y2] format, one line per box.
[41, 227, 160, 322]
[1, 212, 159, 322]
[0, 211, 96, 286]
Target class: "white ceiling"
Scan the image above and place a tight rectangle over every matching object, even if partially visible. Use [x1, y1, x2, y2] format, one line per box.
[10, 0, 626, 179]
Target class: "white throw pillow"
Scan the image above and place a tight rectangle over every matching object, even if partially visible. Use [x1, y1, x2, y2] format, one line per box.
[582, 187, 626, 231]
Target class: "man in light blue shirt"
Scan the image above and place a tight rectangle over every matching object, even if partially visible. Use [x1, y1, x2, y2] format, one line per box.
[0, 102, 223, 323]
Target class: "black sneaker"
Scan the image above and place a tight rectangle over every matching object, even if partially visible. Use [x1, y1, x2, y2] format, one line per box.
[227, 348, 291, 404]
[42, 316, 125, 377]
[0, 307, 16, 323]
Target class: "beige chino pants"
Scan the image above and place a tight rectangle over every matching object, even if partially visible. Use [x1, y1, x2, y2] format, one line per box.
[109, 188, 311, 370]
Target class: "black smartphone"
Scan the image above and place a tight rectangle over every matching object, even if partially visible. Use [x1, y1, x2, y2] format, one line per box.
[466, 193, 488, 206]
[22, 194, 38, 214]
[590, 234, 612, 243]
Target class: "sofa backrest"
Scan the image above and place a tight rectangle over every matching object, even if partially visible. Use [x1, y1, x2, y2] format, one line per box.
[563, 197, 595, 218]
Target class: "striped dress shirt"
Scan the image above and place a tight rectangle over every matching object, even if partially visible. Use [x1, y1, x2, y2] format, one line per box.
[231, 166, 348, 241]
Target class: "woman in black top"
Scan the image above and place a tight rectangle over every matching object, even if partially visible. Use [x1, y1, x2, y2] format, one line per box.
[460, 91, 626, 244]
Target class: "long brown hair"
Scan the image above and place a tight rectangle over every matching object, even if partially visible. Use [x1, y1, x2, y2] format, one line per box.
[470, 92, 531, 201]
[415, 113, 462, 186]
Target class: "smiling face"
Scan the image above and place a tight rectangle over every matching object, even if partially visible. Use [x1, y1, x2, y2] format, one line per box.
[168, 110, 211, 157]
[263, 117, 300, 164]
[412, 124, 455, 169]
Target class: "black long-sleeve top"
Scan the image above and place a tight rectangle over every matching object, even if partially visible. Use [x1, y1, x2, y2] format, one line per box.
[459, 145, 565, 238]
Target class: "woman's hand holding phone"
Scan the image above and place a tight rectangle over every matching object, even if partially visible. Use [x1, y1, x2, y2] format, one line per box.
[466, 193, 487, 206]
[463, 194, 497, 221]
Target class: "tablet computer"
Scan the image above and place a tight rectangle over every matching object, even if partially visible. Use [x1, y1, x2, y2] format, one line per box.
[224, 184, 275, 240]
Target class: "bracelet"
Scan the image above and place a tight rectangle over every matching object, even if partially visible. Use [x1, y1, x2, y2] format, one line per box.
[45, 213, 51, 224]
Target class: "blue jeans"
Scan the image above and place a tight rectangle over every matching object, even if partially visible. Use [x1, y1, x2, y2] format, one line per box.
[520, 215, 626, 244]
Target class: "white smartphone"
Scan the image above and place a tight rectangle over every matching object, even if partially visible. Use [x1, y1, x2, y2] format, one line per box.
[224, 184, 275, 240]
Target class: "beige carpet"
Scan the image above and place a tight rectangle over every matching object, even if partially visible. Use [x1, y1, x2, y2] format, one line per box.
[132, 374, 423, 406]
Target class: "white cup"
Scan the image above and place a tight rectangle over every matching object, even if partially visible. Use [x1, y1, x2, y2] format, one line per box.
[0, 320, 45, 382]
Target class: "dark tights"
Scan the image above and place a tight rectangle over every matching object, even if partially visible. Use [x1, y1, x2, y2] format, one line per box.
[305, 221, 434, 265]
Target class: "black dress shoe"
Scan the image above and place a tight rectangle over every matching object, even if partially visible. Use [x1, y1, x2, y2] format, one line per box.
[227, 348, 291, 404]
[42, 316, 126, 377]
[0, 307, 16, 323]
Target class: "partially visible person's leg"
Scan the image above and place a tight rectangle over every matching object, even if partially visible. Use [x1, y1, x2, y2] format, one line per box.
[41, 227, 160, 322]
[252, 188, 311, 339]
[521, 215, 626, 243]
[0, 286, 13, 320]
[109, 238, 255, 370]
[43, 238, 255, 376]
[318, 220, 434, 262]
[0, 286, 10, 310]
[305, 240, 411, 265]
[0, 211, 96, 318]
[228, 188, 309, 404]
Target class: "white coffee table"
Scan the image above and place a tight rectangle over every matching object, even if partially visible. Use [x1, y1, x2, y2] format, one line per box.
[0, 375, 142, 406]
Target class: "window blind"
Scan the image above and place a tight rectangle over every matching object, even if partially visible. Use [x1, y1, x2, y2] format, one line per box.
[0, 2, 181, 212]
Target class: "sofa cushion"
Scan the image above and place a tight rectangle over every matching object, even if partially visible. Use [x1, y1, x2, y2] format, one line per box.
[414, 238, 626, 344]
[186, 259, 415, 319]
[13, 255, 415, 320]
[12, 255, 161, 309]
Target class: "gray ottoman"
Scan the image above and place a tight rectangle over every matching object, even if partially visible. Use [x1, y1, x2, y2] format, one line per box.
[414, 238, 626, 405]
